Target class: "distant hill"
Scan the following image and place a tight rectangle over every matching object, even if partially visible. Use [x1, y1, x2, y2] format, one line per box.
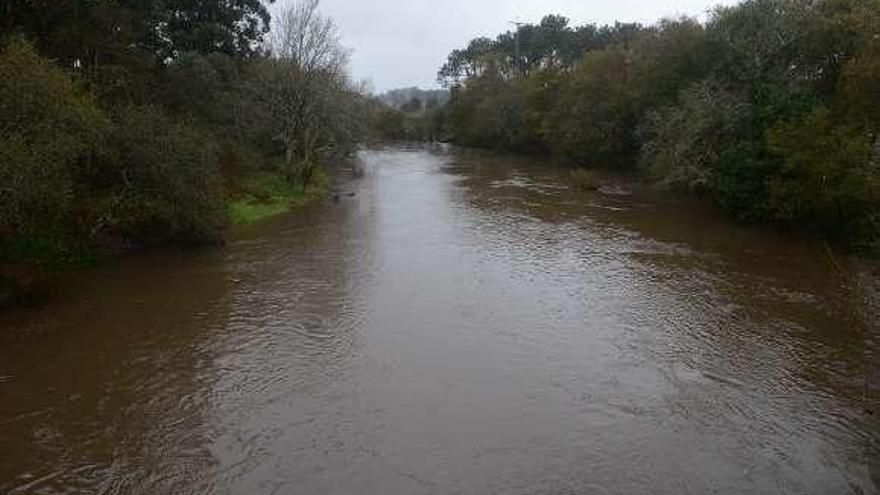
[378, 87, 449, 112]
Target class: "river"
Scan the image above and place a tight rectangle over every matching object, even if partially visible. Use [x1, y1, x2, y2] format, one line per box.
[1, 145, 878, 494]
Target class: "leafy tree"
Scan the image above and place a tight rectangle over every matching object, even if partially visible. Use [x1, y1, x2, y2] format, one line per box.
[438, 37, 497, 86]
[542, 46, 637, 165]
[0, 37, 106, 242]
[766, 107, 878, 230]
[97, 106, 227, 244]
[1, 0, 374, 280]
[440, 0, 880, 250]
[445, 75, 524, 147]
[639, 80, 750, 192]
[154, 0, 274, 59]
[2, 0, 274, 67]
[630, 18, 711, 107]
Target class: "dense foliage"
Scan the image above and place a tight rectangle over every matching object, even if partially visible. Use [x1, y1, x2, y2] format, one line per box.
[367, 87, 449, 142]
[440, 0, 880, 251]
[0, 0, 370, 273]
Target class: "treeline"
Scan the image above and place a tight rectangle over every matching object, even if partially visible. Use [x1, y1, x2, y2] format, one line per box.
[1, 0, 371, 273]
[378, 87, 450, 110]
[372, 87, 448, 142]
[439, 0, 880, 252]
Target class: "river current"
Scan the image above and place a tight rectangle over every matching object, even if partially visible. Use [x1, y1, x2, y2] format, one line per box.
[1, 145, 878, 494]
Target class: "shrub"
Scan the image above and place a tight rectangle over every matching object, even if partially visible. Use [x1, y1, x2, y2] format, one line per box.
[98, 106, 227, 244]
[0, 37, 106, 245]
[638, 81, 750, 193]
[766, 107, 880, 236]
[543, 47, 637, 166]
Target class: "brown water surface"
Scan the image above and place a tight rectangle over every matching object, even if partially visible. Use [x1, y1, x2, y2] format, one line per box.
[1, 145, 878, 494]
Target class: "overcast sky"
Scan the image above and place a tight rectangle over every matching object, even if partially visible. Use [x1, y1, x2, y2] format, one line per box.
[280, 0, 738, 92]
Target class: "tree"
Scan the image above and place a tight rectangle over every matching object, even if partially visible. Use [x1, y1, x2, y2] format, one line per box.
[97, 105, 227, 244]
[155, 0, 274, 59]
[766, 107, 878, 231]
[639, 80, 750, 192]
[254, 0, 358, 189]
[438, 37, 497, 86]
[0, 37, 106, 243]
[1, 0, 274, 67]
[542, 46, 638, 165]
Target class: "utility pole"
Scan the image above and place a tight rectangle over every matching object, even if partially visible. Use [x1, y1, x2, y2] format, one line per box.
[510, 21, 524, 78]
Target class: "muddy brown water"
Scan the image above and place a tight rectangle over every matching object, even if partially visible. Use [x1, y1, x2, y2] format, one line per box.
[1, 145, 879, 494]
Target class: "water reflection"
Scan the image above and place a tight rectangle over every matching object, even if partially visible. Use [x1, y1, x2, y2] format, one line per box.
[193, 169, 380, 492]
[0, 249, 233, 493]
[447, 148, 879, 493]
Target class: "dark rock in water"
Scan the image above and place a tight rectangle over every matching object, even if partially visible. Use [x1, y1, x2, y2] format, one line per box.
[331, 191, 356, 202]
[0, 262, 51, 308]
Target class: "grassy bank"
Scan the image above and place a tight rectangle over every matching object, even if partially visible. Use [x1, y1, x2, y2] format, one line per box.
[0, 170, 330, 309]
[228, 170, 329, 225]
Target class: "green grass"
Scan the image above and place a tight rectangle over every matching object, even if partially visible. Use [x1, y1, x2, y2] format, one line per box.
[228, 171, 328, 225]
[228, 198, 291, 225]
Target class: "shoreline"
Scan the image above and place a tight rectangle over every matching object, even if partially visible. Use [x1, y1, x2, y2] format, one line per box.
[228, 171, 329, 226]
[0, 171, 330, 310]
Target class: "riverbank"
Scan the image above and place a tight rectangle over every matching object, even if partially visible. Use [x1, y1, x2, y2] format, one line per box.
[2, 146, 876, 494]
[228, 171, 329, 226]
[461, 141, 880, 259]
[438, 2, 880, 255]
[0, 171, 329, 309]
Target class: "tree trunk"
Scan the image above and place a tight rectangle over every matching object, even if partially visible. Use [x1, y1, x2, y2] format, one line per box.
[285, 141, 296, 183]
[301, 127, 314, 192]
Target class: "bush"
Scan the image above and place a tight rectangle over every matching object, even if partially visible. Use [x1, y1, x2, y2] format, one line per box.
[766, 107, 880, 235]
[97, 106, 227, 244]
[638, 80, 750, 192]
[0, 37, 106, 244]
[543, 47, 637, 166]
